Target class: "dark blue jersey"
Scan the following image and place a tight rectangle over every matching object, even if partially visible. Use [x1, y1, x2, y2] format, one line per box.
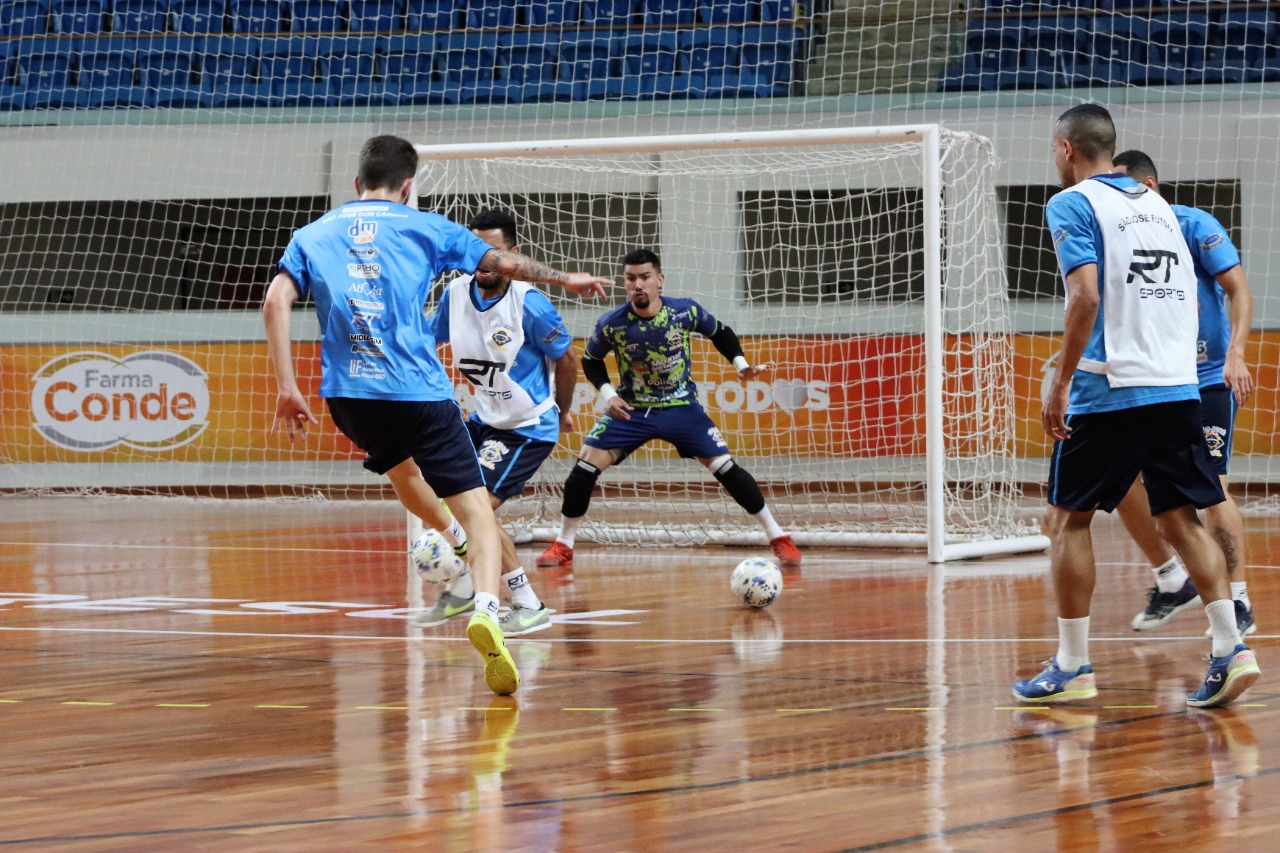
[584, 296, 720, 407]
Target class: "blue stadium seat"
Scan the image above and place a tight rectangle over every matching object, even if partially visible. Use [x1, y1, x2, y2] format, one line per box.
[52, 0, 108, 33]
[465, 0, 515, 29]
[139, 49, 207, 106]
[617, 31, 679, 99]
[937, 55, 986, 93]
[325, 39, 379, 104]
[501, 43, 554, 102]
[230, 0, 282, 31]
[698, 0, 754, 24]
[111, 0, 169, 32]
[760, 0, 794, 22]
[1203, 9, 1276, 84]
[256, 44, 321, 105]
[1078, 14, 1148, 87]
[526, 0, 578, 27]
[201, 39, 274, 105]
[1133, 13, 1209, 86]
[405, 0, 454, 29]
[733, 24, 796, 96]
[290, 0, 345, 32]
[643, 0, 695, 27]
[552, 35, 615, 99]
[170, 0, 224, 31]
[348, 0, 402, 31]
[1, 1, 51, 37]
[677, 26, 739, 73]
[21, 52, 86, 108]
[1008, 14, 1090, 90]
[437, 31, 502, 102]
[380, 33, 443, 102]
[580, 0, 635, 27]
[0, 45, 26, 111]
[77, 50, 151, 107]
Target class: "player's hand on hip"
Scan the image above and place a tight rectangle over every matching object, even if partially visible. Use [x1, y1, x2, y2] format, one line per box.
[563, 274, 611, 300]
[271, 390, 318, 444]
[606, 395, 634, 421]
[1041, 385, 1071, 441]
[738, 363, 770, 381]
[1224, 355, 1254, 406]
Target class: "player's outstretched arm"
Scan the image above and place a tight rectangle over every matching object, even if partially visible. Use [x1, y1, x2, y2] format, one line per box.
[479, 249, 611, 299]
[1217, 265, 1255, 406]
[708, 322, 769, 380]
[262, 272, 319, 443]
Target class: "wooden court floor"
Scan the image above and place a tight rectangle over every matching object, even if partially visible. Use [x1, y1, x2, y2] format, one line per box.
[1, 495, 1277, 852]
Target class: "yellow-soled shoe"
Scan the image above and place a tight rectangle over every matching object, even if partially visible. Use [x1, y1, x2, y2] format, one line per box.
[467, 611, 520, 696]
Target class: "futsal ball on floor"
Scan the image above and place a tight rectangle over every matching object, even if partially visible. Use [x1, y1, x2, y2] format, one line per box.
[412, 529, 462, 584]
[730, 557, 783, 609]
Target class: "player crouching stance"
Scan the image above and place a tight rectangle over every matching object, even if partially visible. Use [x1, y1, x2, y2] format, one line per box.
[536, 249, 801, 569]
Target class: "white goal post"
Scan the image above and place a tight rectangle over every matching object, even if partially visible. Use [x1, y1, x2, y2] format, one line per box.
[412, 125, 1048, 563]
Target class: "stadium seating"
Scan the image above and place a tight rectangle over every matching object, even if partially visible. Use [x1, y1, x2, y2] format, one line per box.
[289, 0, 345, 33]
[1, 1, 51, 38]
[52, 0, 108, 35]
[348, 0, 402, 32]
[111, 0, 169, 33]
[170, 0, 225, 33]
[230, 0, 283, 33]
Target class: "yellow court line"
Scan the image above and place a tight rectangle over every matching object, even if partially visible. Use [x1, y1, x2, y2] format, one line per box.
[356, 705, 408, 711]
[995, 706, 1038, 711]
[0, 699, 21, 704]
[564, 707, 617, 712]
[256, 705, 309, 709]
[62, 701, 114, 706]
[1239, 703, 1268, 707]
[156, 703, 210, 708]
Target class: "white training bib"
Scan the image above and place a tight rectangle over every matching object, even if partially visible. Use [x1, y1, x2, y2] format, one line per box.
[1067, 178, 1198, 389]
[446, 276, 556, 430]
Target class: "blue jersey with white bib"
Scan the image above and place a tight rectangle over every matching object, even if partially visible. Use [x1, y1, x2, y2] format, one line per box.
[277, 200, 491, 401]
[1170, 204, 1241, 389]
[1045, 173, 1199, 415]
[429, 279, 571, 442]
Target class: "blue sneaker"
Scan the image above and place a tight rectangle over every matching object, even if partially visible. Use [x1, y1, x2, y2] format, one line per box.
[1131, 578, 1201, 631]
[1187, 644, 1260, 708]
[1013, 659, 1098, 704]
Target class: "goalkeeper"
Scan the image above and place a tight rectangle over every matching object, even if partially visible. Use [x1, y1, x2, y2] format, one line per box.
[536, 248, 801, 570]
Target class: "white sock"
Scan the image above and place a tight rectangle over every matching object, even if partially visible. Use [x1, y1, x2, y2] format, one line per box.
[1153, 556, 1189, 593]
[503, 567, 541, 609]
[557, 515, 582, 549]
[1206, 598, 1243, 658]
[447, 565, 474, 599]
[1056, 616, 1091, 672]
[439, 517, 466, 550]
[753, 506, 785, 541]
[1231, 582, 1251, 609]
[474, 592, 500, 620]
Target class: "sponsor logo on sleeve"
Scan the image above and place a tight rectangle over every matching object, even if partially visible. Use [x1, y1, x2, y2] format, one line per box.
[1052, 227, 1069, 248]
[1201, 232, 1225, 253]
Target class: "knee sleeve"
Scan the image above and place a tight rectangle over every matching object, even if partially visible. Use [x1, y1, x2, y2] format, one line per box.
[712, 457, 765, 515]
[562, 459, 601, 519]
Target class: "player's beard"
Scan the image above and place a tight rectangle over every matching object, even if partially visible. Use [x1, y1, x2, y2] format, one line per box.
[631, 291, 650, 310]
[477, 271, 510, 294]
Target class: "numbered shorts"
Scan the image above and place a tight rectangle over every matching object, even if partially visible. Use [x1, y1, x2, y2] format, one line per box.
[1198, 384, 1237, 476]
[465, 420, 556, 503]
[1048, 399, 1224, 515]
[326, 397, 484, 499]
[584, 402, 730, 461]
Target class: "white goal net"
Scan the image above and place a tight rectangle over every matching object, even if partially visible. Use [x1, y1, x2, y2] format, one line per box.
[414, 126, 1045, 561]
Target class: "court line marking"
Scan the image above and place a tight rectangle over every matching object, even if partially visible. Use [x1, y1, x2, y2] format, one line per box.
[564, 707, 617, 711]
[156, 703, 210, 708]
[255, 705, 308, 709]
[2, 625, 1270, 644]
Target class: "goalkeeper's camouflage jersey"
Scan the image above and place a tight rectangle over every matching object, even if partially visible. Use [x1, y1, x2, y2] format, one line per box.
[584, 296, 720, 407]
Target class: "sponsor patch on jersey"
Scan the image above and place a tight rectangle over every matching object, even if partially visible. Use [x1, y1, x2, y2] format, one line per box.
[542, 323, 566, 345]
[490, 322, 516, 348]
[347, 246, 379, 261]
[1052, 227, 1069, 248]
[477, 439, 510, 470]
[1200, 232, 1226, 252]
[348, 218, 377, 244]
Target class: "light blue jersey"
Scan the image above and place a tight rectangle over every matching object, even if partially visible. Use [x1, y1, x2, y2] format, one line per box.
[1045, 174, 1199, 415]
[430, 280, 571, 442]
[1170, 204, 1242, 389]
[277, 200, 492, 401]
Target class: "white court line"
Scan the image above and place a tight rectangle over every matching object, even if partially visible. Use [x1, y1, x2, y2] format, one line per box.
[0, 625, 1267, 644]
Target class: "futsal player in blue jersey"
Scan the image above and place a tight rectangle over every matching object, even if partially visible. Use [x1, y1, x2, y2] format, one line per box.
[535, 248, 802, 570]
[1012, 105, 1259, 708]
[416, 208, 576, 638]
[262, 135, 610, 696]
[1108, 150, 1258, 638]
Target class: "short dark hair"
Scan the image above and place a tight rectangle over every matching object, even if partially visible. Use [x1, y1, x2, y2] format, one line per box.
[1113, 149, 1159, 184]
[358, 135, 418, 192]
[1056, 103, 1116, 162]
[468, 208, 518, 248]
[623, 248, 661, 271]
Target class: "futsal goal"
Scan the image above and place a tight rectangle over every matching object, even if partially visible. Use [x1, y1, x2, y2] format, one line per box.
[412, 125, 1047, 563]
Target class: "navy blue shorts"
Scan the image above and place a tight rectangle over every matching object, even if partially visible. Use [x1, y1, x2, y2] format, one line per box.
[466, 420, 557, 503]
[1048, 400, 1225, 515]
[583, 402, 730, 461]
[1198, 384, 1236, 476]
[326, 398, 485, 498]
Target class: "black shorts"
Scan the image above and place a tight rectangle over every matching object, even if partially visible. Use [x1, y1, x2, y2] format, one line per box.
[1048, 399, 1225, 515]
[466, 420, 557, 503]
[326, 398, 485, 498]
[1198, 384, 1236, 477]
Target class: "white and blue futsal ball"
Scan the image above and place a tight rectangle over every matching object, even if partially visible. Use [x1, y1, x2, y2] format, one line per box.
[412, 529, 463, 585]
[730, 557, 783, 609]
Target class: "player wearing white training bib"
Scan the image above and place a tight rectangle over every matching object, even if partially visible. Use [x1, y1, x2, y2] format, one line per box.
[416, 209, 579, 639]
[1012, 104, 1258, 710]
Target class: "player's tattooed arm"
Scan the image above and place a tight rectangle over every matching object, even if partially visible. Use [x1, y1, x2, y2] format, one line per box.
[479, 249, 610, 299]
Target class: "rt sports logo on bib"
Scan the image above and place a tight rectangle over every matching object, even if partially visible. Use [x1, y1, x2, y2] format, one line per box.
[31, 351, 211, 451]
